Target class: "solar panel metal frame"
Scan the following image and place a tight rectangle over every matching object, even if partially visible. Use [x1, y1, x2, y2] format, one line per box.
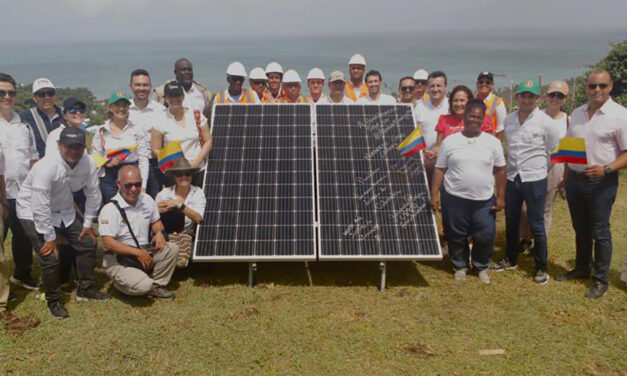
[314, 104, 442, 261]
[193, 103, 317, 262]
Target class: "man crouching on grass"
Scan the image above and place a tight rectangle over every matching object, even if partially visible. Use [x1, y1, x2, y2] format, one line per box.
[98, 165, 178, 300]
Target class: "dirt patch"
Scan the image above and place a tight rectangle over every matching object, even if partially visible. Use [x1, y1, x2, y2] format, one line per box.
[403, 343, 436, 359]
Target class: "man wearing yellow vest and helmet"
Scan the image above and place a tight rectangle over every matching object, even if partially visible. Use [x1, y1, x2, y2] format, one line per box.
[277, 70, 306, 104]
[262, 62, 284, 103]
[248, 67, 268, 102]
[475, 71, 506, 139]
[214, 62, 259, 104]
[345, 54, 369, 102]
[305, 68, 327, 103]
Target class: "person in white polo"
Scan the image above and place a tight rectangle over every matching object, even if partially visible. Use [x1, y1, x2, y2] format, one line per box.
[357, 70, 396, 105]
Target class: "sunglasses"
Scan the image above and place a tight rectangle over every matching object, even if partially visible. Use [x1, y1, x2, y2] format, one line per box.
[400, 86, 415, 92]
[415, 80, 427, 85]
[0, 90, 17, 98]
[587, 83, 609, 90]
[547, 92, 566, 99]
[173, 171, 193, 178]
[477, 80, 492, 85]
[68, 108, 86, 114]
[35, 89, 56, 98]
[229, 76, 245, 82]
[123, 182, 142, 190]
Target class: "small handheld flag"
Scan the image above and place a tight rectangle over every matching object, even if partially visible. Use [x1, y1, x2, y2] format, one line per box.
[91, 153, 109, 168]
[106, 144, 137, 161]
[397, 127, 426, 157]
[158, 141, 184, 172]
[550, 137, 587, 164]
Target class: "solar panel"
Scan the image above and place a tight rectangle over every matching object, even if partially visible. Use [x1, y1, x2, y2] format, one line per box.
[194, 104, 316, 261]
[315, 104, 441, 260]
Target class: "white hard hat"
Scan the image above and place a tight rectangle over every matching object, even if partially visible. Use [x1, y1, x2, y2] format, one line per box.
[413, 69, 429, 80]
[348, 54, 366, 66]
[226, 62, 247, 77]
[265, 62, 284, 75]
[282, 70, 301, 83]
[307, 68, 325, 80]
[249, 67, 267, 80]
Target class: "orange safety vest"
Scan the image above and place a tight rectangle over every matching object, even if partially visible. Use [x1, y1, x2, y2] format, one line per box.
[277, 94, 306, 104]
[261, 89, 281, 103]
[345, 81, 369, 102]
[305, 93, 327, 103]
[476, 92, 504, 134]
[214, 88, 256, 104]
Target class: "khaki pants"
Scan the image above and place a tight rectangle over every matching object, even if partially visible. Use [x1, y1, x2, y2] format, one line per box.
[0, 205, 9, 312]
[519, 164, 565, 241]
[103, 242, 178, 296]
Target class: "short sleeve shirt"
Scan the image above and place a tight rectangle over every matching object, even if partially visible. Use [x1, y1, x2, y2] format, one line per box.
[155, 185, 206, 228]
[415, 98, 450, 149]
[98, 192, 160, 247]
[154, 109, 207, 163]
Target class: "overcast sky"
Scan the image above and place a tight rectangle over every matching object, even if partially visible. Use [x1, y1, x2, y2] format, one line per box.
[5, 0, 626, 43]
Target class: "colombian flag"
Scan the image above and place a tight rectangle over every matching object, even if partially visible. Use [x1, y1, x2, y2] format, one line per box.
[91, 154, 109, 168]
[550, 137, 587, 164]
[106, 144, 137, 161]
[397, 127, 426, 157]
[158, 141, 184, 172]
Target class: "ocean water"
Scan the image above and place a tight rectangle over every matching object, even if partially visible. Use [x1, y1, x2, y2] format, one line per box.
[2, 29, 625, 98]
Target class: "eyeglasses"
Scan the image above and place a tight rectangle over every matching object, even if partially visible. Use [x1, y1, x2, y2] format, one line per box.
[68, 108, 86, 114]
[123, 182, 142, 189]
[35, 89, 56, 98]
[547, 92, 566, 99]
[477, 80, 492, 85]
[415, 80, 427, 85]
[0, 90, 17, 98]
[400, 86, 415, 92]
[587, 83, 609, 90]
[173, 171, 193, 178]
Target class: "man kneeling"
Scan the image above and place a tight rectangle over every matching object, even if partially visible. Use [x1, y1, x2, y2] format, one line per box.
[98, 165, 178, 299]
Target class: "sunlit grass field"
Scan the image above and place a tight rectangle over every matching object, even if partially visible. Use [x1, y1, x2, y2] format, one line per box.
[1, 175, 625, 375]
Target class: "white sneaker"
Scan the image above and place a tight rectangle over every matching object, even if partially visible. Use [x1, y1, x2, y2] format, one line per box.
[478, 270, 491, 284]
[454, 268, 467, 281]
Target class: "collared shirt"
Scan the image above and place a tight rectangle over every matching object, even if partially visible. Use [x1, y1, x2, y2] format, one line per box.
[356, 93, 397, 105]
[0, 111, 39, 199]
[155, 185, 206, 229]
[129, 98, 166, 135]
[415, 98, 450, 149]
[154, 109, 207, 165]
[183, 84, 207, 114]
[345, 81, 369, 102]
[567, 98, 627, 173]
[98, 192, 160, 247]
[504, 107, 561, 182]
[316, 95, 353, 105]
[19, 105, 63, 158]
[90, 120, 150, 189]
[16, 153, 101, 241]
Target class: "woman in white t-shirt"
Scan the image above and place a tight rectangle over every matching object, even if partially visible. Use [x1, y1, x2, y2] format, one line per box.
[431, 99, 507, 283]
[152, 81, 212, 187]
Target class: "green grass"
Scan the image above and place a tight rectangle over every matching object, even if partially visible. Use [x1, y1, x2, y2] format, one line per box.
[1, 176, 626, 376]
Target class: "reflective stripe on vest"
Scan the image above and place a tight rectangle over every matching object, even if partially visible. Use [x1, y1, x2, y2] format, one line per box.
[215, 88, 255, 104]
[484, 93, 503, 134]
[344, 81, 368, 102]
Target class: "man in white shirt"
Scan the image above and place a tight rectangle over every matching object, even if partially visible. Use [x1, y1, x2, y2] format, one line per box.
[357, 71, 396, 105]
[17, 127, 108, 319]
[99, 165, 178, 299]
[492, 79, 560, 285]
[153, 58, 212, 117]
[0, 73, 40, 291]
[129, 69, 167, 198]
[317, 71, 353, 105]
[555, 69, 627, 298]
[415, 71, 450, 183]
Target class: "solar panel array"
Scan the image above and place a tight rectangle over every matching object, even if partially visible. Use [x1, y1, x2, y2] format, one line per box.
[194, 103, 441, 262]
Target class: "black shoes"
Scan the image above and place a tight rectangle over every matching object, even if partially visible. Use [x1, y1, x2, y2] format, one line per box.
[76, 288, 110, 302]
[47, 301, 69, 319]
[584, 281, 608, 299]
[555, 269, 590, 281]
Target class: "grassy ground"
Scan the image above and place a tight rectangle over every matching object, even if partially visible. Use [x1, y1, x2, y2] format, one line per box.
[1, 176, 626, 376]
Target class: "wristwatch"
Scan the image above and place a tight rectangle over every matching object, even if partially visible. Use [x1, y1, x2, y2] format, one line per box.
[603, 165, 613, 175]
[179, 203, 186, 211]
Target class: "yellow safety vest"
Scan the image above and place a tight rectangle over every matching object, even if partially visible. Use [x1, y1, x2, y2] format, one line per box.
[214, 88, 256, 104]
[345, 81, 369, 102]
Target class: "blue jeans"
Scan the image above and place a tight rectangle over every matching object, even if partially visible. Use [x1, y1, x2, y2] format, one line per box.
[505, 175, 548, 271]
[565, 170, 618, 284]
[441, 189, 496, 271]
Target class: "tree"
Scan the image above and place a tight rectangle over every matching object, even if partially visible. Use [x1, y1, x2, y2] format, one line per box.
[574, 40, 627, 107]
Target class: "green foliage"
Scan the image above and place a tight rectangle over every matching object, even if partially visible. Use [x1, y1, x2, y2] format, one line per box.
[13, 84, 108, 125]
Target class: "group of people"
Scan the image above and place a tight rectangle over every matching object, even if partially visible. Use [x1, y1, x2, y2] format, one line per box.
[0, 52, 625, 324]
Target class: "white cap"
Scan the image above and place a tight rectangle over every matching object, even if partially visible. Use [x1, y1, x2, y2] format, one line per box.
[32, 78, 55, 93]
[307, 68, 325, 80]
[265, 62, 284, 75]
[282, 70, 301, 83]
[249, 67, 267, 80]
[226, 62, 247, 77]
[413, 69, 429, 80]
[348, 54, 366, 66]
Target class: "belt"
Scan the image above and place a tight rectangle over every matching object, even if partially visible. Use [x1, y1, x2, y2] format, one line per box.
[569, 170, 589, 179]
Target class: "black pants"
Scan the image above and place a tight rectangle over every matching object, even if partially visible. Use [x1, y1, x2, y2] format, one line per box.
[147, 158, 165, 198]
[3, 199, 33, 281]
[21, 217, 96, 303]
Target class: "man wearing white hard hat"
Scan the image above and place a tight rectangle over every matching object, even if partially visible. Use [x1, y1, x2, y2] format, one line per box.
[317, 71, 353, 105]
[305, 68, 327, 104]
[278, 70, 306, 103]
[263, 62, 284, 103]
[357, 70, 396, 105]
[413, 69, 430, 103]
[345, 54, 369, 102]
[214, 62, 258, 104]
[248, 67, 268, 102]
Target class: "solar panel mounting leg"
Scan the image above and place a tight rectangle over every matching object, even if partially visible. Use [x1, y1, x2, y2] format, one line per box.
[248, 263, 257, 288]
[379, 262, 387, 292]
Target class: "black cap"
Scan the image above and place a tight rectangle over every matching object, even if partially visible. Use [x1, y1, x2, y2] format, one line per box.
[164, 81, 184, 97]
[62, 97, 86, 113]
[59, 127, 87, 147]
[477, 71, 494, 82]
